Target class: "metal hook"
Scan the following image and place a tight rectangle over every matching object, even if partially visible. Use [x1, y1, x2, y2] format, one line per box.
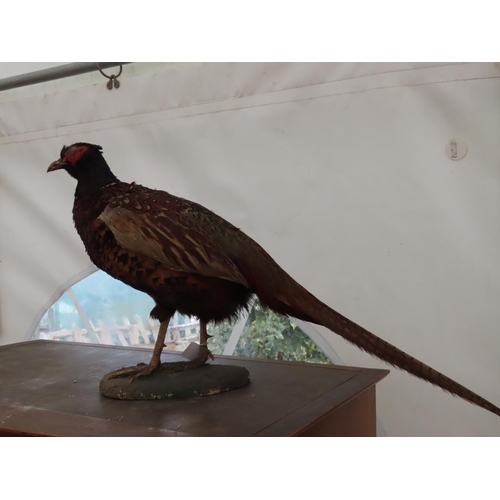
[97, 63, 122, 90]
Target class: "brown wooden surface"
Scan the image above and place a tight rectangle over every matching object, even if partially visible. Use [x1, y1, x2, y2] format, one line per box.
[296, 387, 376, 437]
[0, 340, 388, 436]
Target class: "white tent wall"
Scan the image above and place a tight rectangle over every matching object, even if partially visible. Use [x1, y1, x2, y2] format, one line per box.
[1, 62, 499, 436]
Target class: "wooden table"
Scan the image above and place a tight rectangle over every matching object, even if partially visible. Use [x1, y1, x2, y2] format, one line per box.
[0, 340, 388, 436]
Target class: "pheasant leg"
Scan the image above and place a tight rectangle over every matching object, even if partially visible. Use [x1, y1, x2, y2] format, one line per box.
[107, 318, 213, 380]
[107, 320, 169, 380]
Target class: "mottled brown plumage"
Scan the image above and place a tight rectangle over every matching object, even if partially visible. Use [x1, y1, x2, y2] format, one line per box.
[48, 142, 500, 417]
[73, 181, 252, 324]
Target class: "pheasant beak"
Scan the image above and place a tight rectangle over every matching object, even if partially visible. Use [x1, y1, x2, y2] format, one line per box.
[47, 159, 68, 172]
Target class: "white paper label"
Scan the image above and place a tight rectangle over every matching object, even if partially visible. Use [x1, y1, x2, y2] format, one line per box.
[181, 342, 201, 360]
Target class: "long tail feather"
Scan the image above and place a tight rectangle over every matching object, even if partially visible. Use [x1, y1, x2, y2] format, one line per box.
[249, 255, 500, 417]
[299, 293, 500, 417]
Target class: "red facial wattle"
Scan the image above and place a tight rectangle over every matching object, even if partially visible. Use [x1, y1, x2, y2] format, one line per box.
[64, 145, 88, 165]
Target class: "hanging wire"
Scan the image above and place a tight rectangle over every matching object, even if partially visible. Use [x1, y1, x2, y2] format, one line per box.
[97, 63, 123, 90]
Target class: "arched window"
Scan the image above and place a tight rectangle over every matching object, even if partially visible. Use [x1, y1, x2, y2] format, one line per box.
[30, 269, 337, 364]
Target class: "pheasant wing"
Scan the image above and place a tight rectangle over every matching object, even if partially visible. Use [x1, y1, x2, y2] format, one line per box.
[99, 193, 249, 287]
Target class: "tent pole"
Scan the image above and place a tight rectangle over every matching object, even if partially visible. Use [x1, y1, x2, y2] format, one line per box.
[0, 62, 132, 91]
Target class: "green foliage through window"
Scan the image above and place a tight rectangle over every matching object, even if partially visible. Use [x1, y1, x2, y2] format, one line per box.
[208, 300, 332, 365]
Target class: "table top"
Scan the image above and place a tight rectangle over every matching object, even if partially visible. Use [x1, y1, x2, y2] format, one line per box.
[0, 340, 388, 436]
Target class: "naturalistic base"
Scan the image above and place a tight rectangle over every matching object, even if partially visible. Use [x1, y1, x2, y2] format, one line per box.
[99, 362, 251, 400]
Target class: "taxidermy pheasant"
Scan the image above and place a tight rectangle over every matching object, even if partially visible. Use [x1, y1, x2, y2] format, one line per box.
[48, 142, 500, 417]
